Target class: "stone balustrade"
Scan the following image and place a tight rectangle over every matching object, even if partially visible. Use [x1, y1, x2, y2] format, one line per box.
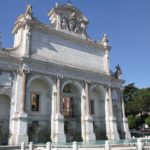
[0, 138, 150, 150]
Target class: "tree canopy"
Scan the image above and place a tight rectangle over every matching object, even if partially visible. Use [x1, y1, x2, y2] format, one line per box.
[124, 84, 150, 116]
[123, 83, 138, 102]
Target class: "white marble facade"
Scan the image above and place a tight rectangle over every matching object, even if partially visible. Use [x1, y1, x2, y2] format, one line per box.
[0, 3, 130, 145]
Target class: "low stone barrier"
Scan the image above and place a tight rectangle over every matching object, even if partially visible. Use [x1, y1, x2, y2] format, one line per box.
[1, 138, 150, 150]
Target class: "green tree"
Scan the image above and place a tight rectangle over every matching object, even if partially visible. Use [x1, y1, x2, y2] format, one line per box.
[125, 100, 139, 116]
[133, 88, 150, 114]
[145, 116, 150, 126]
[128, 115, 142, 129]
[124, 83, 138, 103]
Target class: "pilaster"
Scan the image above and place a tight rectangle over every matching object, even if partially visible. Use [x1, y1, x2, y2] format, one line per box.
[119, 89, 131, 139]
[54, 76, 66, 143]
[82, 81, 96, 142]
[9, 64, 29, 145]
[108, 87, 119, 140]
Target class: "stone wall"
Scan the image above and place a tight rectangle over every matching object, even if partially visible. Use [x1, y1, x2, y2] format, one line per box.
[30, 29, 105, 73]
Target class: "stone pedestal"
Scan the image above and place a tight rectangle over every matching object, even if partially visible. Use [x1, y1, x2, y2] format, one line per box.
[54, 114, 66, 143]
[109, 116, 119, 140]
[123, 117, 131, 139]
[15, 112, 28, 144]
[82, 115, 96, 142]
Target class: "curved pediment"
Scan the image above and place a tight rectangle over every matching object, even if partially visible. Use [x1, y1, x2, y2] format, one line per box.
[48, 3, 89, 38]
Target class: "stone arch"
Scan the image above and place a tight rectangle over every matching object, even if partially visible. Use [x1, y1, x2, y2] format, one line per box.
[89, 84, 107, 140]
[61, 80, 84, 142]
[27, 75, 56, 93]
[62, 80, 86, 115]
[61, 80, 85, 96]
[26, 74, 56, 143]
[0, 94, 11, 145]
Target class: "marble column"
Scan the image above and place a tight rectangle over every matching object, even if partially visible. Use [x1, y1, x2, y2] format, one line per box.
[119, 88, 131, 139]
[54, 76, 66, 143]
[85, 80, 90, 115]
[105, 93, 111, 140]
[82, 81, 95, 142]
[10, 64, 29, 145]
[16, 65, 29, 145]
[56, 77, 61, 115]
[51, 92, 57, 142]
[108, 87, 119, 140]
[20, 72, 26, 112]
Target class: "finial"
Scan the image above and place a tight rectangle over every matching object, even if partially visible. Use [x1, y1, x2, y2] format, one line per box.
[25, 4, 32, 14]
[100, 33, 111, 50]
[102, 33, 109, 44]
[25, 4, 33, 19]
[55, 2, 59, 7]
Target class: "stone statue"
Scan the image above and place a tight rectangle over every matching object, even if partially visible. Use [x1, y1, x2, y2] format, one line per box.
[50, 14, 56, 25]
[68, 12, 77, 31]
[74, 22, 81, 34]
[61, 17, 68, 30]
[80, 20, 87, 35]
[115, 64, 122, 79]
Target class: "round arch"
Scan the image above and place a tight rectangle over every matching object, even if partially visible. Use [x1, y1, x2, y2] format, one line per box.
[27, 75, 56, 93]
[61, 80, 84, 142]
[26, 74, 56, 143]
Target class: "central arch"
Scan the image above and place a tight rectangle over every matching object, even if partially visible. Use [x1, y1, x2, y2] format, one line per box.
[61, 80, 84, 142]
[89, 85, 107, 140]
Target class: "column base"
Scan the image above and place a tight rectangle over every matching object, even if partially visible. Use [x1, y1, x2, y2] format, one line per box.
[15, 112, 28, 145]
[51, 115, 55, 142]
[54, 114, 66, 143]
[82, 115, 96, 142]
[109, 116, 119, 140]
[123, 117, 131, 139]
[15, 135, 28, 145]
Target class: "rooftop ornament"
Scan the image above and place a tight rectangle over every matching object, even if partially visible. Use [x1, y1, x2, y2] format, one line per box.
[25, 4, 33, 19]
[115, 64, 122, 79]
[100, 33, 111, 50]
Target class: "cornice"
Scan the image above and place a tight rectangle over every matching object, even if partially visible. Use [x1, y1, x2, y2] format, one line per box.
[21, 57, 123, 88]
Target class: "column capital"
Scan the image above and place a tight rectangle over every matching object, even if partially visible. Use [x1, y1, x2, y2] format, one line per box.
[57, 74, 63, 80]
[84, 80, 91, 84]
[17, 63, 30, 76]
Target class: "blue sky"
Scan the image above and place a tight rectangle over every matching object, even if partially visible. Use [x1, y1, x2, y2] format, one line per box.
[0, 0, 150, 88]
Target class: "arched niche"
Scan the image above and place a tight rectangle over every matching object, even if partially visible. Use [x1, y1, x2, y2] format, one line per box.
[89, 85, 107, 140]
[0, 94, 10, 145]
[61, 80, 84, 142]
[26, 75, 56, 143]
